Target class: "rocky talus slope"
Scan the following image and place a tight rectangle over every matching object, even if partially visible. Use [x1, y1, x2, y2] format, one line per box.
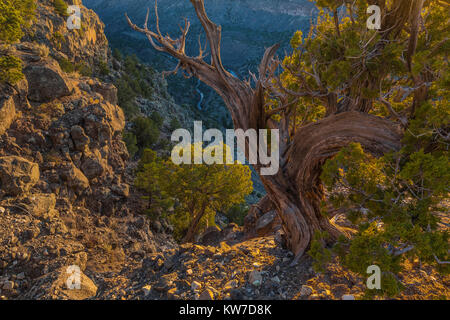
[0, 0, 179, 300]
[84, 233, 450, 300]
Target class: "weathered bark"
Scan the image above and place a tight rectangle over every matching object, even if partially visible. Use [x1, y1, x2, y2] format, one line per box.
[126, 0, 420, 260]
[262, 112, 402, 262]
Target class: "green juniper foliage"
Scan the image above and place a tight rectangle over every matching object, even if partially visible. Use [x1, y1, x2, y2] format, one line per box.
[0, 0, 36, 43]
[225, 203, 250, 226]
[270, 1, 450, 298]
[130, 116, 160, 151]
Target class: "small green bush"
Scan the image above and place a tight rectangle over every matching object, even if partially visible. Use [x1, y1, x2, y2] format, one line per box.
[121, 101, 140, 119]
[53, 0, 69, 17]
[131, 116, 160, 150]
[225, 203, 249, 226]
[58, 57, 74, 73]
[112, 48, 123, 61]
[150, 111, 164, 128]
[58, 58, 92, 77]
[0, 55, 24, 85]
[0, 0, 36, 43]
[75, 62, 92, 77]
[98, 60, 110, 76]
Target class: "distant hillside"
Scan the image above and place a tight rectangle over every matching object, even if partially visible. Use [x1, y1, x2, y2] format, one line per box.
[83, 0, 316, 113]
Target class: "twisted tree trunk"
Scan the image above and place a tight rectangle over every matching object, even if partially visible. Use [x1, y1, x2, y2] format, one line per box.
[126, 0, 421, 261]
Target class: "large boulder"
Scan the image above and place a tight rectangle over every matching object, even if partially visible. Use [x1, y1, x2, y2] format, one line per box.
[23, 58, 72, 102]
[0, 96, 16, 136]
[0, 156, 40, 196]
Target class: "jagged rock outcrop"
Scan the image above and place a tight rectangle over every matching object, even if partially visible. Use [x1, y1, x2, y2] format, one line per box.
[24, 0, 109, 68]
[24, 58, 73, 102]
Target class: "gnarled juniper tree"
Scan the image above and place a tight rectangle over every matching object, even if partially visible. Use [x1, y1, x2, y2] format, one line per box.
[126, 0, 448, 273]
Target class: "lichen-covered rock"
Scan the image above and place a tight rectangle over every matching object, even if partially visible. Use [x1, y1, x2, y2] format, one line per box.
[23, 59, 72, 102]
[90, 81, 118, 105]
[0, 156, 40, 196]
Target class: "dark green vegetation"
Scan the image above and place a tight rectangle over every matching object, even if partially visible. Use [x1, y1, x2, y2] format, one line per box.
[52, 0, 69, 17]
[57, 57, 93, 77]
[115, 53, 156, 118]
[0, 0, 35, 43]
[0, 0, 36, 84]
[0, 55, 23, 84]
[111, 52, 166, 158]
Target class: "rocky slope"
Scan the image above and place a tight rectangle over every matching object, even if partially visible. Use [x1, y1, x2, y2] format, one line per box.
[0, 0, 178, 300]
[89, 234, 450, 300]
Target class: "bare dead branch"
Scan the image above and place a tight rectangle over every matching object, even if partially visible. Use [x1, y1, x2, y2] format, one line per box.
[379, 96, 408, 127]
